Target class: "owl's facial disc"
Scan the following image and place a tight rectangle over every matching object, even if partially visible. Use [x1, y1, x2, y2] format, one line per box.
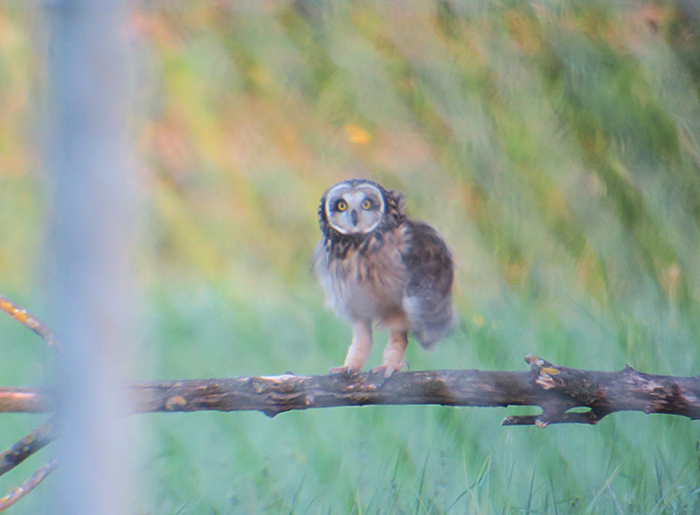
[325, 183, 385, 235]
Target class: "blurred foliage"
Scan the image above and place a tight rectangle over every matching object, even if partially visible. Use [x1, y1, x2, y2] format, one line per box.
[2, 0, 700, 513]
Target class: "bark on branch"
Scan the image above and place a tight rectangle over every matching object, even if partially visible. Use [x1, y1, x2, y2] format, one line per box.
[4, 355, 700, 426]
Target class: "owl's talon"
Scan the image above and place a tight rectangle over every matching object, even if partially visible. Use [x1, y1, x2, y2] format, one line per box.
[370, 365, 386, 375]
[329, 365, 357, 375]
[371, 361, 408, 379]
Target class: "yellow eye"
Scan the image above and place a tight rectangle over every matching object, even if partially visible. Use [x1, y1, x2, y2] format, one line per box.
[361, 199, 372, 210]
[337, 200, 347, 211]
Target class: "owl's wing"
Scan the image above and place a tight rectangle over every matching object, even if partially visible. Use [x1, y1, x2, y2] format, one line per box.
[400, 220, 455, 349]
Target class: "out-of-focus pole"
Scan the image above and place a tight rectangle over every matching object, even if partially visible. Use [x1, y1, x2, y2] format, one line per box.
[45, 1, 133, 514]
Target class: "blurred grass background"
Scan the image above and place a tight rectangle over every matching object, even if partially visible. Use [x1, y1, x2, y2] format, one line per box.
[2, 0, 700, 513]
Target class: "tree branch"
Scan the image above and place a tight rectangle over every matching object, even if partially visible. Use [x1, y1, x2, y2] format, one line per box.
[0, 295, 57, 351]
[2, 356, 700, 426]
[0, 460, 57, 512]
[0, 419, 56, 477]
[0, 389, 51, 413]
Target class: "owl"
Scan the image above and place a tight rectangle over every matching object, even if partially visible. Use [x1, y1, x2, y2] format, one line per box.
[313, 179, 455, 378]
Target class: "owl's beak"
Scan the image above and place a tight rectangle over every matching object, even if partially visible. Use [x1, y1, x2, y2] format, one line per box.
[350, 209, 359, 226]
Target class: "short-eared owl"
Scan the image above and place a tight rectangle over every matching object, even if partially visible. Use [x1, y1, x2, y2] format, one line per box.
[313, 179, 454, 377]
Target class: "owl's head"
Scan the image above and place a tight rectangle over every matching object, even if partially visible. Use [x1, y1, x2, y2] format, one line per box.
[318, 179, 404, 237]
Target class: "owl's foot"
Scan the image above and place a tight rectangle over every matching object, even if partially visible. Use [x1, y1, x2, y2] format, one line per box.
[371, 360, 409, 379]
[329, 365, 360, 375]
[375, 329, 410, 379]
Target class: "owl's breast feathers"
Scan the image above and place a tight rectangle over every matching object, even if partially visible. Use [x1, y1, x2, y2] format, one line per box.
[314, 217, 454, 347]
[313, 224, 408, 322]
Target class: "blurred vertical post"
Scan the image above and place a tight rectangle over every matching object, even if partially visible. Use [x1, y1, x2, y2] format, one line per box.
[45, 0, 133, 513]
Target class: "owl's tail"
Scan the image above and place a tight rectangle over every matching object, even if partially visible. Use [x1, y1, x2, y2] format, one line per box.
[404, 296, 456, 350]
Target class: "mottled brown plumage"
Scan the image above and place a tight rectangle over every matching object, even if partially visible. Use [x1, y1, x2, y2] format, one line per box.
[313, 179, 455, 377]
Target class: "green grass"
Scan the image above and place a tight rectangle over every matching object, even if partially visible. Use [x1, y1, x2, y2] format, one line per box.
[123, 281, 700, 515]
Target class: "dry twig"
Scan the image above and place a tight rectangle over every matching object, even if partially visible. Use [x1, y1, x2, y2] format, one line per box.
[0, 295, 57, 510]
[0, 459, 57, 512]
[0, 419, 57, 477]
[0, 294, 57, 351]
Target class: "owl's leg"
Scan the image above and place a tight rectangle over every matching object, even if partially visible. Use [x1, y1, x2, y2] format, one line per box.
[329, 319, 373, 374]
[371, 329, 409, 378]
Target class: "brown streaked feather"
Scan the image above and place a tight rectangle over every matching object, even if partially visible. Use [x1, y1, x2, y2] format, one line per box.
[400, 220, 455, 348]
[313, 227, 408, 324]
